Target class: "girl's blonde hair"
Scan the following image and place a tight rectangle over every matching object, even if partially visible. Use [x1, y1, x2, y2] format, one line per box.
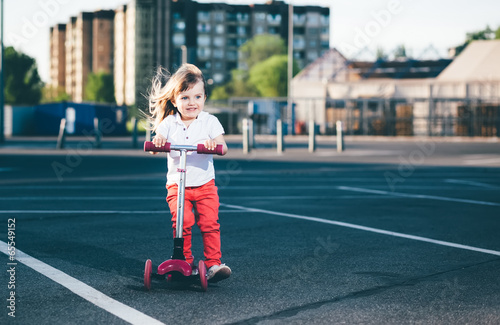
[148, 63, 207, 131]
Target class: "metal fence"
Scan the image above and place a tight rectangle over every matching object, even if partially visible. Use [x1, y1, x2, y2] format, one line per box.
[207, 97, 500, 137]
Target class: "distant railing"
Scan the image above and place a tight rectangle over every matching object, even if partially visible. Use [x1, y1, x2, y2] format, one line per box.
[206, 97, 500, 137]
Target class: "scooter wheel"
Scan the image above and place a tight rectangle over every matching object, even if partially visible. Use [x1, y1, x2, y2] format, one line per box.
[144, 259, 152, 290]
[198, 260, 208, 292]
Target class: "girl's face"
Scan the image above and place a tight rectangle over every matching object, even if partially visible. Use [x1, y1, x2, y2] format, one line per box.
[173, 80, 206, 123]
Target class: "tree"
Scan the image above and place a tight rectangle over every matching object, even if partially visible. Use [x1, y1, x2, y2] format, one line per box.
[41, 85, 71, 103]
[85, 71, 115, 103]
[393, 44, 407, 59]
[248, 55, 299, 97]
[239, 34, 286, 69]
[453, 25, 496, 56]
[496, 26, 500, 40]
[209, 34, 289, 100]
[3, 47, 43, 105]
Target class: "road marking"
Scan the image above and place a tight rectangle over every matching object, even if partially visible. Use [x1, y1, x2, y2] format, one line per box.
[463, 158, 500, 165]
[337, 186, 500, 207]
[445, 179, 499, 189]
[0, 195, 392, 201]
[221, 203, 500, 257]
[0, 210, 168, 214]
[0, 197, 166, 201]
[0, 241, 165, 325]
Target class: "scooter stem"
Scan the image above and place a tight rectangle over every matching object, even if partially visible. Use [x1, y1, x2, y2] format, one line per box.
[176, 149, 187, 239]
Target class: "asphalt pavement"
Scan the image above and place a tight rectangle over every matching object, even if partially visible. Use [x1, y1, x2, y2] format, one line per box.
[0, 135, 499, 324]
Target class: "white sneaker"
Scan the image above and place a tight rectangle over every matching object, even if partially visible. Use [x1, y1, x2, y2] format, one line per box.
[207, 264, 231, 283]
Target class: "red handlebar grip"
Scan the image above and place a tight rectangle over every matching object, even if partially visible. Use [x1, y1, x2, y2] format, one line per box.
[144, 141, 171, 152]
[196, 144, 224, 155]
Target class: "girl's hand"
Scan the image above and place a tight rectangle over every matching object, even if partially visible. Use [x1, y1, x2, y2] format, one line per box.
[203, 139, 217, 151]
[150, 135, 167, 154]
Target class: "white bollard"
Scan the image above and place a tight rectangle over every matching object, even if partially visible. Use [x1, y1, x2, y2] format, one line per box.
[336, 120, 344, 152]
[243, 118, 250, 154]
[94, 117, 102, 148]
[277, 119, 284, 153]
[56, 118, 67, 149]
[308, 120, 316, 153]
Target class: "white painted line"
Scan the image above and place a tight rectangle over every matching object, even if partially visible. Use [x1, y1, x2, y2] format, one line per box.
[463, 158, 500, 165]
[444, 179, 499, 189]
[221, 203, 500, 257]
[0, 195, 391, 201]
[0, 241, 165, 325]
[0, 197, 165, 201]
[337, 186, 500, 207]
[0, 210, 167, 214]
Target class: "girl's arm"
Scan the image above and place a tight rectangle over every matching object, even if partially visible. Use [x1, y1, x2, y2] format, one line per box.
[204, 134, 228, 156]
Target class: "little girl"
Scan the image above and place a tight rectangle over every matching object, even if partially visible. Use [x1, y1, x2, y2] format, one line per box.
[149, 63, 231, 283]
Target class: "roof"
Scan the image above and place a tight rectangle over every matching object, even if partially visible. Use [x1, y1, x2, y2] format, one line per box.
[294, 48, 451, 83]
[437, 40, 500, 82]
[350, 59, 452, 79]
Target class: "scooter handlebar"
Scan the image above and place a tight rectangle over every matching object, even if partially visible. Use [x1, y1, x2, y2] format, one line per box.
[144, 141, 170, 152]
[196, 143, 224, 155]
[144, 141, 223, 155]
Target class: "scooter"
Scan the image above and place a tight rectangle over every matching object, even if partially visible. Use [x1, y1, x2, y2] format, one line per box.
[143, 141, 224, 292]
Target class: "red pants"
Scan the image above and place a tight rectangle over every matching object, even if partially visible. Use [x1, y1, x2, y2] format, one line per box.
[166, 179, 221, 268]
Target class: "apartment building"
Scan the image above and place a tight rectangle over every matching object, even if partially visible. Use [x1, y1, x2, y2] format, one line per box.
[49, 24, 66, 89]
[50, 10, 115, 102]
[51, 0, 329, 106]
[113, 0, 329, 107]
[114, 0, 157, 107]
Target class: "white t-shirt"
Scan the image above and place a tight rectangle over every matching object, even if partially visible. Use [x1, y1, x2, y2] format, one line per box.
[156, 111, 225, 187]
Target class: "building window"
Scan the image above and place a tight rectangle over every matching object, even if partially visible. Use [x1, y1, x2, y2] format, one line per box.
[321, 15, 329, 26]
[197, 23, 211, 33]
[215, 24, 224, 34]
[197, 35, 210, 47]
[306, 13, 320, 27]
[213, 73, 224, 83]
[214, 12, 224, 22]
[237, 38, 247, 46]
[227, 51, 237, 61]
[197, 47, 211, 58]
[293, 37, 305, 49]
[213, 49, 224, 59]
[293, 13, 306, 25]
[255, 25, 265, 34]
[214, 36, 224, 47]
[307, 51, 318, 61]
[308, 28, 320, 36]
[237, 13, 249, 22]
[237, 26, 247, 35]
[267, 13, 281, 25]
[197, 11, 210, 21]
[173, 33, 185, 46]
[255, 12, 266, 22]
[174, 21, 185, 32]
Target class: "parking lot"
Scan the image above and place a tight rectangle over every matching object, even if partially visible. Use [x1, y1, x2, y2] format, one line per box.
[1, 136, 499, 324]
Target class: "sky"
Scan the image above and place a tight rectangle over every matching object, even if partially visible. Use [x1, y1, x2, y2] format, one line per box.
[3, 0, 500, 83]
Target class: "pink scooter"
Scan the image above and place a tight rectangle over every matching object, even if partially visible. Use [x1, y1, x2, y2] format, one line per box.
[143, 141, 224, 292]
